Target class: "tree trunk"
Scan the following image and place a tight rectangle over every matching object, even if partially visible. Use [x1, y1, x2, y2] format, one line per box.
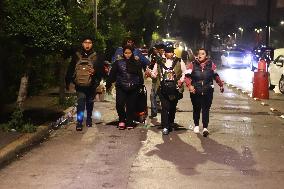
[17, 74, 29, 109]
[59, 55, 67, 104]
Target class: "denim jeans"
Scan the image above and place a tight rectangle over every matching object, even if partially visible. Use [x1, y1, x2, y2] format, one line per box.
[76, 87, 96, 124]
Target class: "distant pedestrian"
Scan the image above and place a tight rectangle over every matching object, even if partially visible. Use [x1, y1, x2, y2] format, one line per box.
[65, 36, 106, 131]
[112, 37, 150, 69]
[147, 43, 165, 118]
[106, 45, 144, 129]
[185, 48, 224, 137]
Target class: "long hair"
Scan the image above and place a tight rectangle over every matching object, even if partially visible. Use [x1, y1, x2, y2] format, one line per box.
[122, 45, 135, 61]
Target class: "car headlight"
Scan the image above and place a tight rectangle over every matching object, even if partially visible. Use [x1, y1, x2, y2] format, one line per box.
[227, 57, 235, 64]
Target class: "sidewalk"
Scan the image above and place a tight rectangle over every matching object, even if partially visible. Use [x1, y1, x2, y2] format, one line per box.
[0, 88, 68, 166]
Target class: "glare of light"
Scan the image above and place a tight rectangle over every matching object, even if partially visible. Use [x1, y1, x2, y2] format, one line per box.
[281, 20, 284, 25]
[166, 33, 170, 38]
[227, 57, 235, 64]
[233, 44, 237, 47]
[244, 54, 252, 63]
[228, 34, 231, 37]
[238, 27, 244, 31]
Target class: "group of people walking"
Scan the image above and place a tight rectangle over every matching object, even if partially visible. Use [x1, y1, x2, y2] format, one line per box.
[65, 36, 224, 137]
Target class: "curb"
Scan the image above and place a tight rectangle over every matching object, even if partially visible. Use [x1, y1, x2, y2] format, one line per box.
[0, 125, 50, 166]
[0, 106, 76, 167]
[224, 82, 284, 120]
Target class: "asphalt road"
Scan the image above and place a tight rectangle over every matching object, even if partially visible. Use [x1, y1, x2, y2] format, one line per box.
[0, 80, 283, 189]
[218, 67, 284, 114]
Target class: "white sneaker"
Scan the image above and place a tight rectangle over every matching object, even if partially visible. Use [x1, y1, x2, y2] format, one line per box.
[202, 128, 209, 137]
[193, 126, 199, 133]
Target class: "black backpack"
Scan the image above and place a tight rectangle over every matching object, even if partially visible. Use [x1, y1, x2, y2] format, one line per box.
[159, 58, 180, 98]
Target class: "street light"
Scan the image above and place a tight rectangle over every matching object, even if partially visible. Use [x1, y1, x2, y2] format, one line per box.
[255, 28, 262, 33]
[238, 27, 244, 43]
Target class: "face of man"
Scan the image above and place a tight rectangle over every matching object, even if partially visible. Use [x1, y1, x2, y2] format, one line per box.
[165, 52, 174, 59]
[157, 48, 165, 56]
[82, 39, 93, 51]
[126, 40, 134, 47]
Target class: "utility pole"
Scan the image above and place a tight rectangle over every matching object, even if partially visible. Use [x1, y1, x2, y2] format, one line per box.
[93, 0, 98, 31]
[266, 0, 271, 46]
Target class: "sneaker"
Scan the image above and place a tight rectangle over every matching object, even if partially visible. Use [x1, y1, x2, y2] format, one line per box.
[193, 126, 199, 134]
[127, 125, 134, 130]
[118, 122, 126, 130]
[162, 128, 169, 135]
[76, 122, 83, 131]
[202, 128, 209, 137]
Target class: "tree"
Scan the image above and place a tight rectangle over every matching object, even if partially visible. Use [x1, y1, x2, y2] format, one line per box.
[3, 0, 71, 108]
[120, 0, 163, 46]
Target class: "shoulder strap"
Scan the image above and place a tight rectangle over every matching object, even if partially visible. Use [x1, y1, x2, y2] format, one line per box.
[172, 57, 180, 69]
[88, 52, 97, 60]
[76, 52, 82, 60]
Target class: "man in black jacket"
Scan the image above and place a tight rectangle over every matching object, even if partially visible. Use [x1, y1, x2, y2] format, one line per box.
[65, 37, 105, 131]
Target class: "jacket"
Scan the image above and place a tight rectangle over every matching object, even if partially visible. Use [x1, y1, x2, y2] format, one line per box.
[106, 59, 144, 91]
[185, 59, 223, 95]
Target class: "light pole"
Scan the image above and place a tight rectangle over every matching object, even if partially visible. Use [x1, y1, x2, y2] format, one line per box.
[266, 0, 271, 47]
[238, 27, 244, 42]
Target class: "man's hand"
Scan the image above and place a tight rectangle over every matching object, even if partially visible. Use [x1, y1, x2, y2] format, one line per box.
[144, 68, 152, 78]
[89, 68, 95, 75]
[65, 84, 70, 91]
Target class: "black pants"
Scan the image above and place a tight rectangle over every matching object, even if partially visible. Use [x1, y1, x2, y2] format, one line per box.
[159, 92, 178, 130]
[190, 92, 213, 128]
[116, 87, 138, 125]
[76, 87, 96, 124]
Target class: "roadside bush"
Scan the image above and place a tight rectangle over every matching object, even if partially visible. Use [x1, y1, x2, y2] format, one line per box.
[58, 95, 77, 109]
[0, 107, 37, 133]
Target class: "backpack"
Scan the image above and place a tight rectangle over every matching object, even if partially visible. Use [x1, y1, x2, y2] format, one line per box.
[159, 58, 180, 98]
[74, 52, 97, 87]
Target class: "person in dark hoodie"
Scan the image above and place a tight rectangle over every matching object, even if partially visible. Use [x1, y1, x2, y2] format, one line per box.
[106, 45, 144, 130]
[65, 37, 105, 131]
[184, 48, 224, 137]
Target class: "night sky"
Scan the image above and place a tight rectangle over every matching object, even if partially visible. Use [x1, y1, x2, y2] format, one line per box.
[176, 0, 284, 26]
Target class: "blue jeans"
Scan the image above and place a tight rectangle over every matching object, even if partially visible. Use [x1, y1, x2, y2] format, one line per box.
[76, 87, 96, 124]
[150, 83, 160, 115]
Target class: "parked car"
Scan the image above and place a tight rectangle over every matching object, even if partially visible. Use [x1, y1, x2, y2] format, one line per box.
[268, 48, 284, 93]
[221, 50, 250, 68]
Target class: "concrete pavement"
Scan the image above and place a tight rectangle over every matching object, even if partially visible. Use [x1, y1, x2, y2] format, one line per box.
[0, 80, 284, 188]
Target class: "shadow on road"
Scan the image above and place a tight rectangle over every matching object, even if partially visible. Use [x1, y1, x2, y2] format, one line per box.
[146, 131, 259, 176]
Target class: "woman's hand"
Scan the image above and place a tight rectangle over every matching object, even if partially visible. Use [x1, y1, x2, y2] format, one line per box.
[220, 86, 224, 93]
[188, 85, 195, 93]
[177, 80, 183, 88]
